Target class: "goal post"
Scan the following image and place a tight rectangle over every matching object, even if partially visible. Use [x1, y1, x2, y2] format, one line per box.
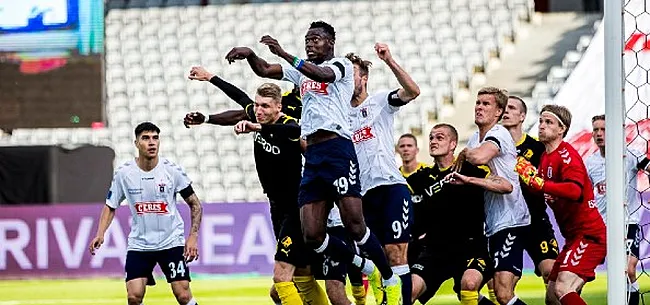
[604, 0, 626, 304]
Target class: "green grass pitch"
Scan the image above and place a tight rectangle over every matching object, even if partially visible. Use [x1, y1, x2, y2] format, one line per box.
[0, 272, 647, 304]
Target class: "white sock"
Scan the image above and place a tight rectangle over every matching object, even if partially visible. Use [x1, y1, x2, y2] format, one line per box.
[506, 296, 519, 305]
[354, 256, 375, 275]
[315, 234, 329, 254]
[185, 297, 197, 305]
[629, 281, 640, 292]
[391, 264, 409, 276]
[383, 274, 399, 286]
[357, 228, 370, 245]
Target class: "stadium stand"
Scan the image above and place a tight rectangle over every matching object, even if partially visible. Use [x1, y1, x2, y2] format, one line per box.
[0, 0, 535, 202]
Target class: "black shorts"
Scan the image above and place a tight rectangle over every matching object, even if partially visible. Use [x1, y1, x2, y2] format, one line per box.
[269, 202, 309, 268]
[125, 246, 190, 285]
[627, 223, 641, 258]
[489, 226, 528, 277]
[410, 239, 492, 304]
[312, 226, 358, 283]
[524, 217, 559, 276]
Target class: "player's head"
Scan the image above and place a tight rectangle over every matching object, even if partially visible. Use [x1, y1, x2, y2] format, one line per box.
[134, 122, 160, 159]
[396, 133, 419, 163]
[591, 114, 606, 149]
[429, 123, 458, 157]
[254, 83, 283, 124]
[475, 87, 508, 127]
[346, 53, 372, 98]
[538, 105, 572, 143]
[501, 95, 527, 128]
[305, 21, 336, 63]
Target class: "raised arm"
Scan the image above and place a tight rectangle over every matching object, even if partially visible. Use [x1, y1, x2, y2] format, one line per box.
[259, 35, 339, 83]
[376, 43, 420, 103]
[225, 47, 284, 80]
[187, 66, 254, 108]
[184, 110, 249, 127]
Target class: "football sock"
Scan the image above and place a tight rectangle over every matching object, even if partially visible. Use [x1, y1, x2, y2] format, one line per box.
[559, 292, 587, 305]
[393, 264, 411, 304]
[351, 284, 367, 305]
[274, 282, 302, 305]
[629, 281, 640, 305]
[488, 288, 498, 304]
[356, 228, 394, 280]
[460, 290, 479, 305]
[293, 275, 329, 305]
[315, 234, 355, 264]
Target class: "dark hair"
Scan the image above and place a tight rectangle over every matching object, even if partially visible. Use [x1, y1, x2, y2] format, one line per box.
[345, 53, 372, 77]
[399, 133, 418, 146]
[509, 95, 527, 115]
[135, 122, 160, 138]
[592, 114, 605, 122]
[432, 123, 458, 142]
[309, 21, 336, 40]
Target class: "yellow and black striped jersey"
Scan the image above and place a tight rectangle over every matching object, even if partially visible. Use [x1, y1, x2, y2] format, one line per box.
[399, 162, 428, 178]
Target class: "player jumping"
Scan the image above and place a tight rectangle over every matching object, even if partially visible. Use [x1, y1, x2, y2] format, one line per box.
[585, 114, 650, 305]
[346, 44, 420, 304]
[454, 87, 531, 305]
[225, 21, 401, 304]
[408, 123, 504, 305]
[501, 96, 559, 284]
[89, 122, 203, 305]
[515, 105, 606, 305]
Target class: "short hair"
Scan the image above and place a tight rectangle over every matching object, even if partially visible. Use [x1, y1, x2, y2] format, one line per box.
[432, 123, 458, 142]
[256, 83, 282, 102]
[509, 95, 528, 115]
[592, 114, 605, 123]
[135, 122, 160, 138]
[541, 105, 572, 138]
[399, 133, 418, 147]
[345, 53, 372, 77]
[309, 21, 336, 40]
[478, 86, 508, 120]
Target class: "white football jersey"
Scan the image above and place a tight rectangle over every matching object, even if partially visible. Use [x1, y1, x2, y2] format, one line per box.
[106, 158, 192, 251]
[466, 124, 531, 236]
[281, 58, 354, 139]
[349, 90, 407, 195]
[585, 149, 644, 224]
[327, 205, 343, 228]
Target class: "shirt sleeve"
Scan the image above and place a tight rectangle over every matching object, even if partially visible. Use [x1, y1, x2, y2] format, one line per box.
[406, 171, 425, 196]
[105, 172, 125, 209]
[171, 163, 192, 193]
[281, 62, 302, 85]
[260, 116, 301, 141]
[464, 162, 490, 178]
[483, 128, 509, 152]
[376, 89, 401, 114]
[559, 150, 586, 189]
[322, 58, 353, 83]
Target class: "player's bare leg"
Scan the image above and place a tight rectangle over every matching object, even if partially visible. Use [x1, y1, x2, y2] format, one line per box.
[385, 242, 411, 304]
[493, 271, 523, 305]
[170, 280, 197, 305]
[551, 271, 586, 305]
[538, 259, 555, 284]
[628, 254, 640, 305]
[411, 273, 427, 304]
[545, 281, 561, 305]
[126, 278, 147, 305]
[460, 269, 493, 305]
[273, 261, 302, 305]
[339, 195, 401, 305]
[269, 284, 281, 305]
[325, 280, 352, 305]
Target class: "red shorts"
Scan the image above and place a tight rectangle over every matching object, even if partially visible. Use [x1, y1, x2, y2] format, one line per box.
[549, 236, 606, 283]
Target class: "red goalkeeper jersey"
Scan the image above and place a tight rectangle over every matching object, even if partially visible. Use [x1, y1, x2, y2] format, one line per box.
[538, 141, 606, 242]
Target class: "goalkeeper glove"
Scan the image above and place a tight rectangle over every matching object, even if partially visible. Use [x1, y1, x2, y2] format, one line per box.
[514, 156, 545, 191]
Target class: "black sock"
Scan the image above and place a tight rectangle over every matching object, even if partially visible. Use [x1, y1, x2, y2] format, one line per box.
[399, 271, 412, 304]
[629, 291, 640, 305]
[348, 265, 363, 286]
[314, 233, 355, 263]
[357, 230, 394, 280]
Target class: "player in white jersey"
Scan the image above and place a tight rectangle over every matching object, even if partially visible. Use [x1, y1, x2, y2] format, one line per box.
[346, 44, 420, 305]
[88, 122, 203, 305]
[455, 87, 531, 305]
[225, 21, 400, 305]
[584, 114, 650, 305]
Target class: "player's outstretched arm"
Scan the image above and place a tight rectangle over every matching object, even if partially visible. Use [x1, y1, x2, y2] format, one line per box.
[188, 66, 253, 108]
[182, 192, 203, 262]
[88, 204, 116, 255]
[225, 47, 283, 80]
[184, 110, 248, 127]
[463, 141, 500, 166]
[448, 172, 513, 194]
[259, 35, 338, 83]
[375, 43, 420, 103]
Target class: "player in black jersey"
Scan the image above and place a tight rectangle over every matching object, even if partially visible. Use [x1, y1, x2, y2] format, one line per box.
[501, 96, 558, 284]
[184, 82, 327, 305]
[408, 124, 509, 305]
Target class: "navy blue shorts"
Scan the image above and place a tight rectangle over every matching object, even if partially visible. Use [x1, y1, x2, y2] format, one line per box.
[627, 223, 641, 258]
[362, 184, 413, 245]
[125, 246, 190, 285]
[489, 226, 528, 277]
[298, 137, 362, 206]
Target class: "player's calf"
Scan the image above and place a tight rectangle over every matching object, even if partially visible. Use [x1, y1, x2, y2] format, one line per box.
[553, 271, 586, 305]
[385, 243, 411, 305]
[170, 280, 197, 305]
[325, 280, 352, 305]
[410, 273, 427, 304]
[126, 278, 147, 305]
[493, 272, 524, 305]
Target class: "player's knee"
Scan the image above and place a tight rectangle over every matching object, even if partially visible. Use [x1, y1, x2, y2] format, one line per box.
[345, 222, 366, 241]
[495, 288, 514, 305]
[174, 290, 192, 305]
[460, 277, 481, 292]
[127, 293, 144, 305]
[303, 226, 325, 247]
[273, 267, 294, 283]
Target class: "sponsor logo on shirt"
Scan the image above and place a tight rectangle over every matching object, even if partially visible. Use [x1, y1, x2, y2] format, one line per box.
[128, 188, 143, 195]
[135, 201, 169, 215]
[254, 132, 281, 155]
[300, 80, 328, 96]
[352, 126, 375, 143]
[158, 183, 166, 193]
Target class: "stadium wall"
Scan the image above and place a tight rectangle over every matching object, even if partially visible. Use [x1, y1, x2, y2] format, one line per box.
[3, 202, 650, 279]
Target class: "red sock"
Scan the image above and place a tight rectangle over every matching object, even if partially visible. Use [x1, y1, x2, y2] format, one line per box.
[560, 292, 587, 305]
